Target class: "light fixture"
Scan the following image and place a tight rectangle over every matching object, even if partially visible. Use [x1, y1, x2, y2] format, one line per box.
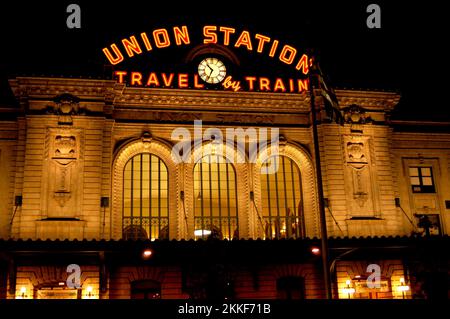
[398, 278, 410, 299]
[311, 247, 320, 255]
[354, 275, 361, 279]
[85, 285, 94, 299]
[194, 229, 212, 237]
[142, 249, 153, 259]
[19, 286, 27, 299]
[58, 281, 65, 286]
[342, 280, 355, 298]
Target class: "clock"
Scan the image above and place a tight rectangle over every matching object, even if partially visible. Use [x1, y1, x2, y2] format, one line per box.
[198, 57, 227, 84]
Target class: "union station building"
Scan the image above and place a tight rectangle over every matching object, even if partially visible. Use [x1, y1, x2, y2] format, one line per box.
[0, 47, 449, 300]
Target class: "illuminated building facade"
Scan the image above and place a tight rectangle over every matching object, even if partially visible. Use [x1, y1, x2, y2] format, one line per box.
[0, 49, 449, 300]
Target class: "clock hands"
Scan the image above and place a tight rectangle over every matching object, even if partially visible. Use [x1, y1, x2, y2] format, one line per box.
[208, 64, 217, 76]
[206, 64, 213, 76]
[198, 58, 226, 84]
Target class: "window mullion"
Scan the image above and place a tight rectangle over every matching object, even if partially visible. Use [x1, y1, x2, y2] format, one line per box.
[274, 157, 281, 238]
[149, 155, 152, 232]
[200, 161, 204, 234]
[282, 156, 289, 237]
[158, 157, 162, 240]
[140, 154, 143, 231]
[290, 159, 297, 238]
[209, 155, 213, 227]
[226, 161, 231, 238]
[266, 165, 272, 237]
[131, 157, 134, 238]
[233, 163, 238, 239]
[217, 156, 223, 236]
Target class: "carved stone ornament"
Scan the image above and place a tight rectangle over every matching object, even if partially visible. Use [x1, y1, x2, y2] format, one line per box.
[347, 142, 367, 164]
[54, 190, 72, 207]
[54, 135, 76, 158]
[342, 104, 372, 124]
[41, 126, 83, 218]
[353, 169, 369, 207]
[48, 93, 84, 124]
[141, 131, 152, 149]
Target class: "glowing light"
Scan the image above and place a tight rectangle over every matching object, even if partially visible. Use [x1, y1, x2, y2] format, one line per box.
[58, 282, 65, 286]
[102, 25, 310, 75]
[142, 249, 153, 259]
[398, 278, 410, 292]
[342, 287, 355, 294]
[194, 229, 212, 236]
[311, 247, 320, 255]
[398, 285, 410, 292]
[86, 286, 93, 293]
[343, 280, 355, 295]
[354, 275, 361, 279]
[20, 287, 26, 294]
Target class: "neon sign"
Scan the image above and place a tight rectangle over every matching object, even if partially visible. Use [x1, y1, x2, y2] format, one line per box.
[103, 25, 310, 75]
[113, 71, 309, 93]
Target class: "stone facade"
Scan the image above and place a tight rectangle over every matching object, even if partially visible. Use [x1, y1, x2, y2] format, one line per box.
[1, 77, 449, 299]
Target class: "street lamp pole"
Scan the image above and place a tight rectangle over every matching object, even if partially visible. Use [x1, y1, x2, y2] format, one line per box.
[309, 68, 332, 299]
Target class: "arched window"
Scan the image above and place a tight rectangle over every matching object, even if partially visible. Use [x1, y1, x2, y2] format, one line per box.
[261, 155, 305, 239]
[123, 153, 169, 240]
[193, 154, 238, 239]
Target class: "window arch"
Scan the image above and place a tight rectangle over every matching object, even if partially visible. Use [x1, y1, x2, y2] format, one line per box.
[193, 154, 238, 239]
[261, 155, 305, 239]
[123, 153, 169, 240]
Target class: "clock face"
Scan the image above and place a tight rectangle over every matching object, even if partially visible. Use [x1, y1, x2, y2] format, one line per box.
[198, 57, 227, 84]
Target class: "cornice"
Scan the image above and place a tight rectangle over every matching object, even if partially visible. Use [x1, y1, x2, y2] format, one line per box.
[7, 77, 401, 114]
[335, 89, 401, 111]
[115, 86, 311, 112]
[8, 77, 117, 101]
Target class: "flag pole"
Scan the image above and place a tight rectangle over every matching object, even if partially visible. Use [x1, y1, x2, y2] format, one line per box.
[308, 55, 332, 299]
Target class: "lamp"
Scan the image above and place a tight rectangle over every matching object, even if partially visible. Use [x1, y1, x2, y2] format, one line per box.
[194, 229, 211, 237]
[19, 286, 27, 299]
[85, 285, 94, 299]
[342, 280, 355, 299]
[397, 277, 410, 299]
[100, 197, 109, 207]
[142, 248, 153, 260]
[15, 195, 23, 206]
[10, 195, 23, 225]
[100, 197, 109, 239]
[311, 247, 321, 255]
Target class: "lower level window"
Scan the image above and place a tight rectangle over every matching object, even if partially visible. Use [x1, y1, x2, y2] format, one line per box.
[409, 167, 435, 193]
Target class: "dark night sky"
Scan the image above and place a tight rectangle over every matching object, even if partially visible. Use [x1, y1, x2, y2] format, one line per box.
[0, 0, 447, 121]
